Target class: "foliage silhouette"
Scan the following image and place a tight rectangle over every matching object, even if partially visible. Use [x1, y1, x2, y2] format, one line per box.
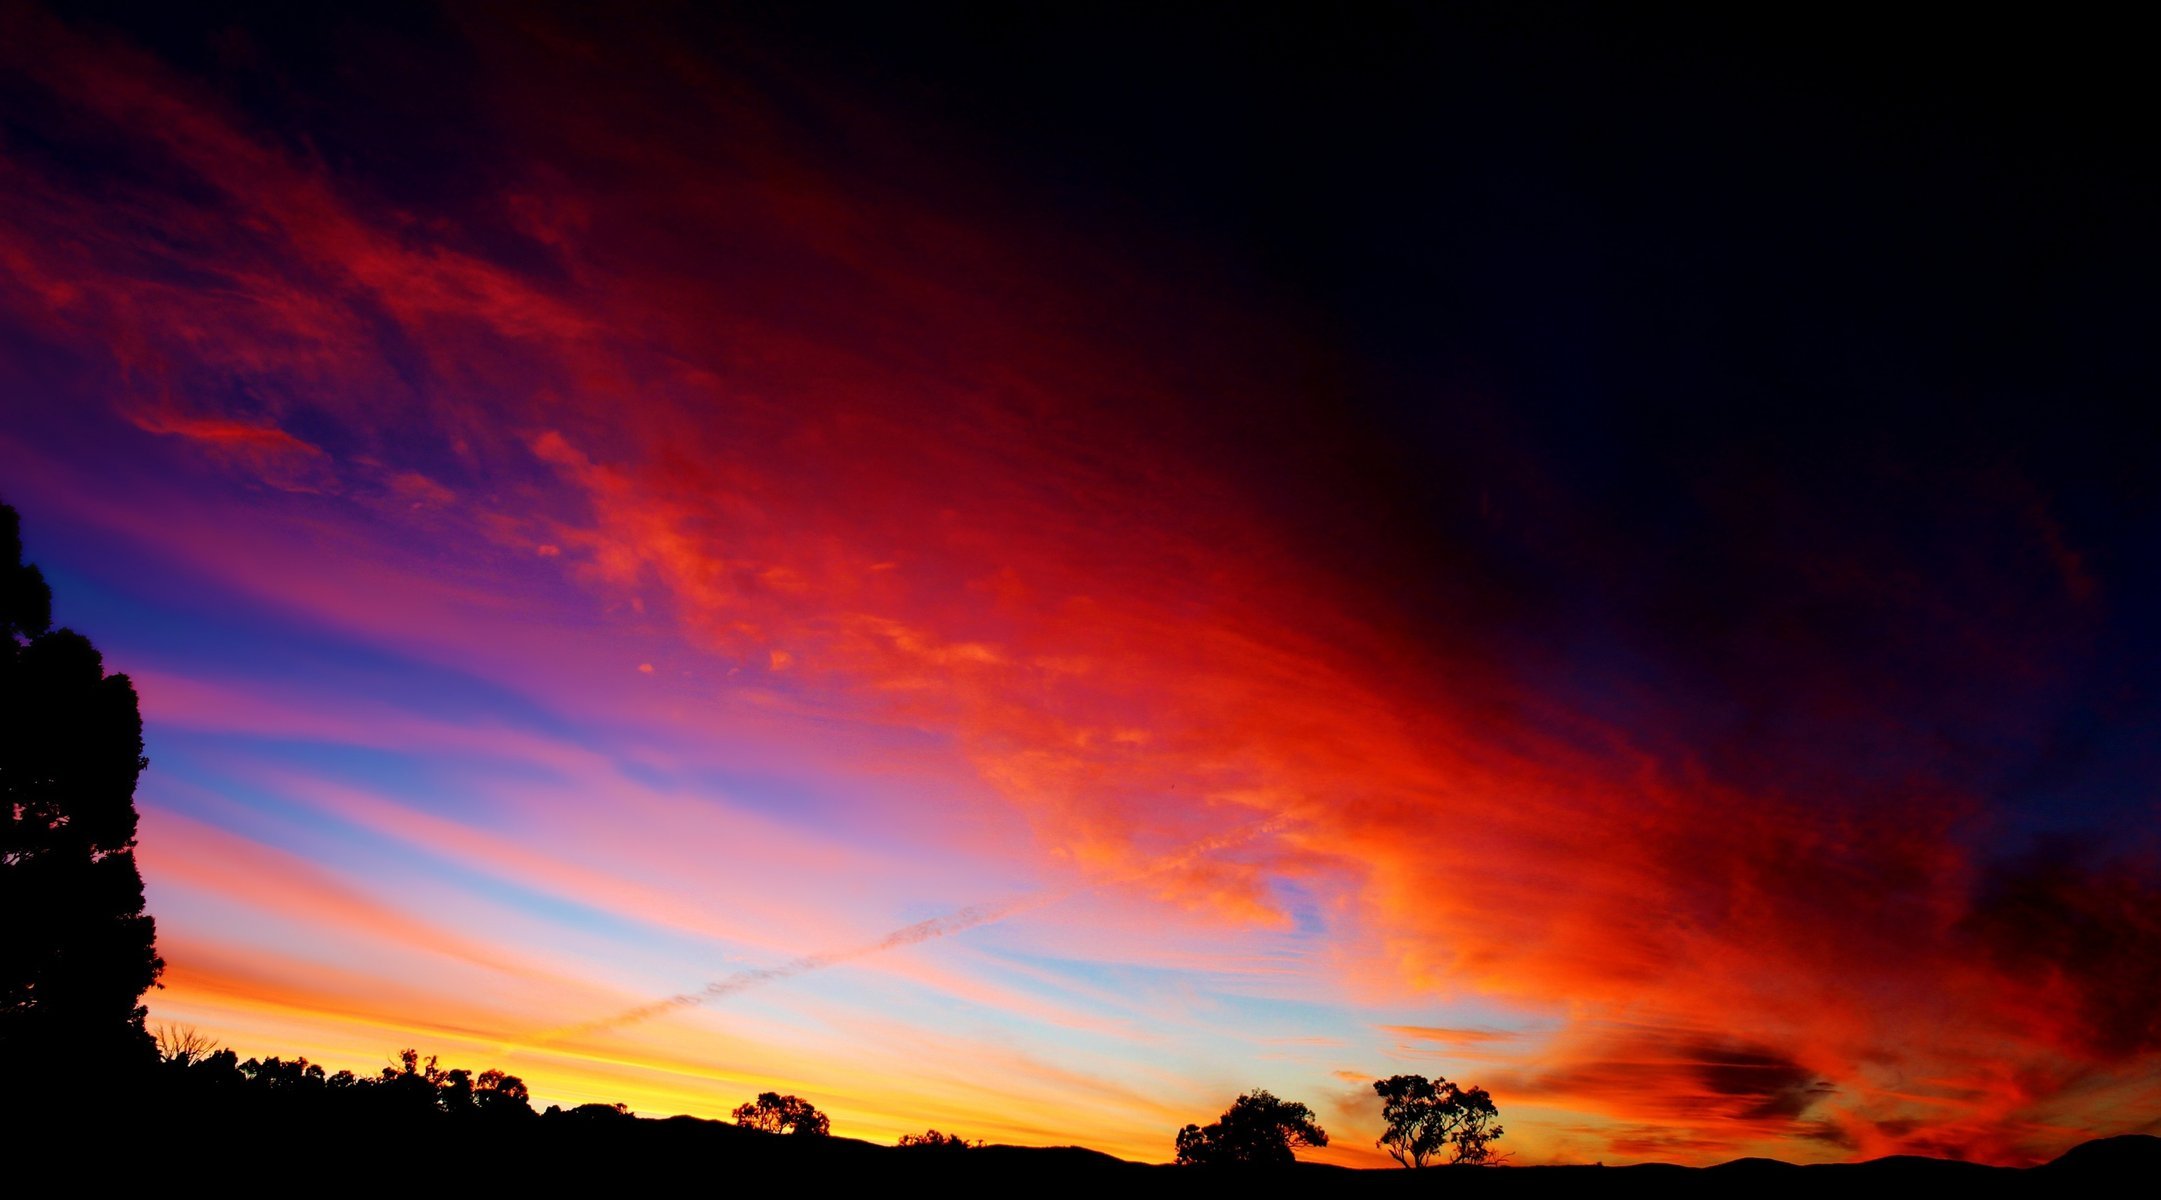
[153, 1040, 535, 1121]
[551, 1101, 635, 1121]
[378, 1048, 537, 1118]
[898, 1128, 980, 1149]
[733, 1090, 830, 1136]
[0, 502, 163, 1078]
[1374, 1073, 1505, 1166]
[473, 1067, 535, 1116]
[1174, 1089, 1328, 1166]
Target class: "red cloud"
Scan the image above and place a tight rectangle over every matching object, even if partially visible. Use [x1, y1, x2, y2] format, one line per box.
[128, 410, 332, 491]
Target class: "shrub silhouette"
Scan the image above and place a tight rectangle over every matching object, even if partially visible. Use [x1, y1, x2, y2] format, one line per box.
[1175, 1089, 1328, 1165]
[0, 502, 163, 1079]
[898, 1129, 979, 1149]
[552, 1101, 635, 1121]
[1374, 1074, 1504, 1166]
[732, 1091, 830, 1136]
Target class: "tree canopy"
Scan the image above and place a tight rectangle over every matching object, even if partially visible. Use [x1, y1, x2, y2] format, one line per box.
[151, 1038, 536, 1120]
[1174, 1089, 1329, 1166]
[1, 502, 163, 1077]
[1374, 1074, 1504, 1167]
[732, 1091, 830, 1136]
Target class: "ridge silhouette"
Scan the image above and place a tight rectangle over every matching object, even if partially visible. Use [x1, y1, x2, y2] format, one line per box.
[13, 1045, 2153, 1197]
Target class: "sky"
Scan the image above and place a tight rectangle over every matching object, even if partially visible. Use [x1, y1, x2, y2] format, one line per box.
[3, 0, 2158, 1167]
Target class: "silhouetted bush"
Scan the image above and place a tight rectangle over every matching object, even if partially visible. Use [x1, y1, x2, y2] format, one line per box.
[1174, 1090, 1328, 1166]
[899, 1128, 979, 1149]
[549, 1101, 635, 1121]
[733, 1091, 830, 1136]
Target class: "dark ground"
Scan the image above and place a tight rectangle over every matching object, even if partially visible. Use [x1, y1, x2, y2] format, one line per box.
[12, 1091, 2154, 1196]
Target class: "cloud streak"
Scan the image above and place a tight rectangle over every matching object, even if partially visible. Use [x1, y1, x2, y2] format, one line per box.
[516, 812, 1298, 1047]
[518, 901, 1035, 1048]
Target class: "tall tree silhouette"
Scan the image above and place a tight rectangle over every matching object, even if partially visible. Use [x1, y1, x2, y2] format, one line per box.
[0, 503, 163, 1078]
[1374, 1073, 1505, 1167]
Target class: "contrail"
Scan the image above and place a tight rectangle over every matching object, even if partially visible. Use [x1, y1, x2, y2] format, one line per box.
[509, 899, 1044, 1049]
[504, 809, 1296, 1053]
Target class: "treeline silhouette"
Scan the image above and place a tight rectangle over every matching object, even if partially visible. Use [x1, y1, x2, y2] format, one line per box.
[150, 1037, 545, 1122]
[150, 1029, 970, 1145]
[143, 1028, 1505, 1170]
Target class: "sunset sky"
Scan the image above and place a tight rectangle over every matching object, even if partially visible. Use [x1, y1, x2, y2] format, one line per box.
[3, 2, 2157, 1167]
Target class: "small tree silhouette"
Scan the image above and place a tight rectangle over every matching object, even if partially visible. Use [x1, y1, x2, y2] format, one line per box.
[1175, 1089, 1329, 1165]
[473, 1068, 534, 1118]
[153, 1023, 220, 1067]
[1374, 1074, 1504, 1166]
[1, 503, 163, 1077]
[732, 1091, 830, 1136]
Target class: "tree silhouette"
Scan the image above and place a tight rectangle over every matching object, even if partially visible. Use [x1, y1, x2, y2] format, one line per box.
[1174, 1089, 1328, 1166]
[153, 1022, 220, 1067]
[473, 1068, 534, 1118]
[380, 1048, 452, 1112]
[732, 1091, 830, 1136]
[0, 502, 163, 1078]
[1374, 1074, 1504, 1166]
[1444, 1083, 1503, 1164]
[348, 1047, 532, 1117]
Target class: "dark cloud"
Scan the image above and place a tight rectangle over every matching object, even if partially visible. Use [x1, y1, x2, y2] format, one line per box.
[1960, 842, 2161, 1060]
[1506, 1029, 1835, 1129]
[1691, 1043, 1835, 1122]
[1796, 1120, 1859, 1151]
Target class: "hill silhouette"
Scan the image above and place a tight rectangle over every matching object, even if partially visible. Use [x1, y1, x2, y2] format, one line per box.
[2042, 1133, 2161, 1172]
[5, 1068, 2146, 1197]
